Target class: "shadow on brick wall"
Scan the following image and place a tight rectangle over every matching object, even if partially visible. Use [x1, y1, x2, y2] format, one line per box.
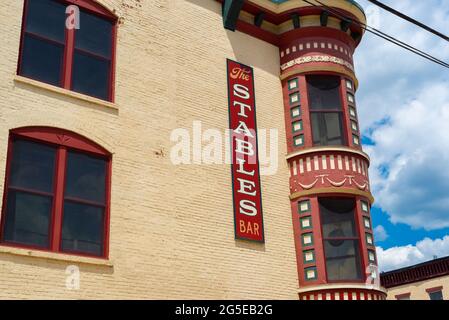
[184, 0, 280, 77]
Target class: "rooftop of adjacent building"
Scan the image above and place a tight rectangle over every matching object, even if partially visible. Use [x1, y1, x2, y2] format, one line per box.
[380, 256, 449, 289]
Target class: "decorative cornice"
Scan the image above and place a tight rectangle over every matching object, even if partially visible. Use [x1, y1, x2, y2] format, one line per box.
[381, 255, 449, 289]
[281, 54, 354, 72]
[247, 0, 367, 26]
[223, 0, 245, 31]
[289, 187, 375, 204]
[218, 0, 366, 48]
[280, 65, 359, 89]
[296, 175, 369, 191]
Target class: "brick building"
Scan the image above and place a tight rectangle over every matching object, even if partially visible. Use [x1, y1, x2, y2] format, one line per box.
[381, 256, 449, 300]
[0, 0, 385, 299]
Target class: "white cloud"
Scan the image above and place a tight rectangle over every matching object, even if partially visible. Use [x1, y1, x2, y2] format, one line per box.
[355, 0, 449, 132]
[377, 236, 449, 272]
[353, 0, 449, 231]
[373, 225, 388, 242]
[365, 82, 449, 230]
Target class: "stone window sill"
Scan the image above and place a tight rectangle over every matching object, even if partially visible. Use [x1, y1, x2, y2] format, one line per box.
[0, 245, 113, 267]
[13, 75, 119, 111]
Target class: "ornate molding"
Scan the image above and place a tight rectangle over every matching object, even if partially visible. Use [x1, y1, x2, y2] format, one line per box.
[56, 134, 71, 145]
[290, 187, 375, 204]
[246, 0, 367, 25]
[281, 54, 354, 72]
[280, 65, 359, 89]
[298, 178, 319, 190]
[295, 175, 369, 191]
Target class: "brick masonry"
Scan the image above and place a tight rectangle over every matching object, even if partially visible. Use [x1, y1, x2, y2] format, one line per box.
[0, 0, 299, 299]
[385, 274, 449, 300]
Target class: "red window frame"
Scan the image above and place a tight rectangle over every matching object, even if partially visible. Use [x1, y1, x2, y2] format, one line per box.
[426, 286, 444, 300]
[395, 293, 411, 300]
[306, 74, 348, 147]
[17, 0, 118, 102]
[318, 196, 365, 283]
[0, 127, 112, 259]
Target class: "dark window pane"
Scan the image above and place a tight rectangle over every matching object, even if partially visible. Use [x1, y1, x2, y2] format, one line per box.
[429, 291, 443, 300]
[320, 197, 362, 282]
[25, 0, 66, 42]
[307, 75, 342, 110]
[61, 201, 104, 256]
[311, 112, 344, 146]
[324, 113, 343, 143]
[65, 151, 107, 203]
[75, 10, 113, 58]
[71, 51, 110, 100]
[9, 139, 56, 193]
[320, 198, 357, 238]
[3, 191, 52, 248]
[324, 240, 362, 281]
[311, 113, 322, 145]
[20, 34, 64, 86]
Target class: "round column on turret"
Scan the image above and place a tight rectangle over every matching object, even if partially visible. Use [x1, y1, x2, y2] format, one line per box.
[277, 0, 386, 300]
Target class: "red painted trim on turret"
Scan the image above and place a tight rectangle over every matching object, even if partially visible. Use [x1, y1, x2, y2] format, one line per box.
[235, 20, 280, 46]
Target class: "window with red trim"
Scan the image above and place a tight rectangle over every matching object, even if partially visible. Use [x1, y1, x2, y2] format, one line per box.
[18, 0, 117, 101]
[427, 287, 444, 300]
[319, 197, 363, 282]
[395, 293, 411, 300]
[0, 127, 111, 258]
[307, 75, 346, 146]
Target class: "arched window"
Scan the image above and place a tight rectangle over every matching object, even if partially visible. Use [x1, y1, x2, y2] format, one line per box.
[0, 127, 112, 258]
[17, 0, 117, 101]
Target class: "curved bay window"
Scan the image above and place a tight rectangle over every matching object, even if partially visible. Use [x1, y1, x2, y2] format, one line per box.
[307, 75, 345, 146]
[18, 0, 117, 101]
[319, 197, 362, 282]
[0, 127, 111, 258]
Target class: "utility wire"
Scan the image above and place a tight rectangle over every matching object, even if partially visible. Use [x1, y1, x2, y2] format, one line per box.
[306, 0, 449, 68]
[310, 0, 449, 68]
[312, 0, 449, 67]
[366, 0, 449, 42]
[301, 0, 449, 69]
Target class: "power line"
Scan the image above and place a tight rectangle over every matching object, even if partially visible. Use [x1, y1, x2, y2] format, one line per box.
[312, 0, 449, 69]
[366, 0, 449, 42]
[301, 0, 449, 69]
[305, 0, 449, 68]
[310, 0, 449, 69]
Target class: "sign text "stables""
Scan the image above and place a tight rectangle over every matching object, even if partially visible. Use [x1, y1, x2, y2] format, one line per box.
[227, 59, 264, 242]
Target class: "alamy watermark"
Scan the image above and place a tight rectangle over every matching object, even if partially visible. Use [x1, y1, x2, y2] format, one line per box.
[365, 264, 381, 289]
[366, 5, 381, 29]
[65, 5, 80, 30]
[65, 265, 80, 290]
[170, 121, 279, 176]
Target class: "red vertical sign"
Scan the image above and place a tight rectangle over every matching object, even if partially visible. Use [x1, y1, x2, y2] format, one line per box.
[227, 59, 264, 242]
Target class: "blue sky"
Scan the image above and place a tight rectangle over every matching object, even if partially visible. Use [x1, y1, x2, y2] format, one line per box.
[354, 0, 449, 271]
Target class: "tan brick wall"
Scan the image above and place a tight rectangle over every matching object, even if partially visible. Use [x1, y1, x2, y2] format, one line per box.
[386, 275, 449, 300]
[0, 0, 299, 299]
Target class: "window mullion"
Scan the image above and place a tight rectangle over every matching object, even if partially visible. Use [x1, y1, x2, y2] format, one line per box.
[51, 147, 67, 252]
[62, 28, 75, 89]
[320, 112, 327, 145]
